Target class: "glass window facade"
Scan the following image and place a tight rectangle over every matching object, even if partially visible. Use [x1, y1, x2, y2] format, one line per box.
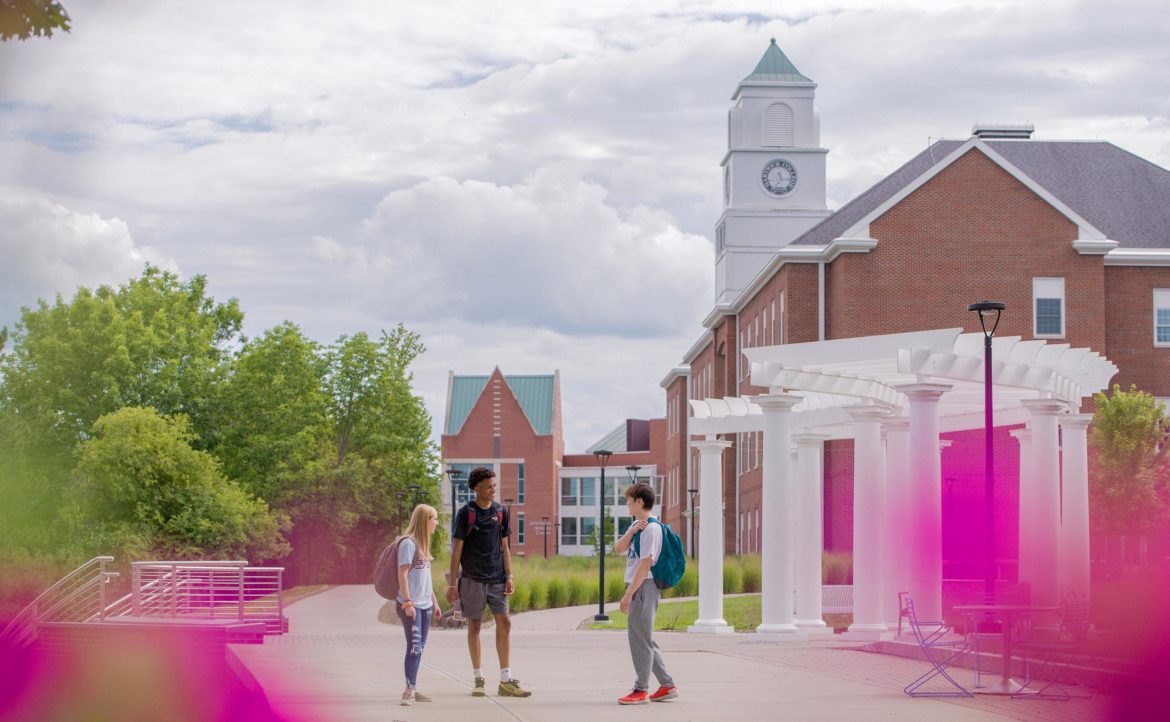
[518, 463, 525, 503]
[561, 477, 578, 506]
[561, 517, 577, 546]
[517, 512, 525, 544]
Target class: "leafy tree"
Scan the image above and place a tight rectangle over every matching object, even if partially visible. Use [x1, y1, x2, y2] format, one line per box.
[584, 516, 617, 556]
[65, 406, 289, 562]
[1, 265, 242, 451]
[281, 327, 440, 584]
[214, 322, 330, 504]
[1089, 384, 1169, 535]
[0, 0, 69, 41]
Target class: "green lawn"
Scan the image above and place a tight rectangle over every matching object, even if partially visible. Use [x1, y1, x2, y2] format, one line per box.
[589, 594, 851, 632]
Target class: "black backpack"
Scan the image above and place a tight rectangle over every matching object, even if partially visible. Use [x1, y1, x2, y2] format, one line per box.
[373, 535, 415, 600]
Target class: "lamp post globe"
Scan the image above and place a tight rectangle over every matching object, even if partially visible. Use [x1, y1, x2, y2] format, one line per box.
[594, 449, 612, 622]
[967, 300, 1005, 602]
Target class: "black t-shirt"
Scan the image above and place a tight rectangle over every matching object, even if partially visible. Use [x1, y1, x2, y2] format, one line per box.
[453, 501, 510, 583]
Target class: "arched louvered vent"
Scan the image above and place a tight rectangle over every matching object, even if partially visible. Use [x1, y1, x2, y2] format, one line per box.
[763, 103, 794, 146]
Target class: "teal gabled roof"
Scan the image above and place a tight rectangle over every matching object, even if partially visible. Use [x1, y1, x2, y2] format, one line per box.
[446, 373, 556, 436]
[586, 422, 626, 455]
[743, 38, 812, 83]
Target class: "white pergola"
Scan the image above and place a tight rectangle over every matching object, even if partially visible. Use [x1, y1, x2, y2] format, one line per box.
[686, 328, 1116, 641]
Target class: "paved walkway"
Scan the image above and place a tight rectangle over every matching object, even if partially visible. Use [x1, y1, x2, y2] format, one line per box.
[229, 586, 1115, 722]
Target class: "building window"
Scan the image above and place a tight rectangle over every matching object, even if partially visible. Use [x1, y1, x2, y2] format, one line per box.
[617, 516, 632, 536]
[561, 478, 578, 506]
[448, 463, 481, 507]
[1033, 277, 1065, 337]
[779, 291, 786, 344]
[1155, 289, 1170, 346]
[716, 223, 726, 254]
[517, 512, 525, 544]
[561, 517, 577, 546]
[580, 476, 597, 506]
[518, 464, 525, 503]
[580, 516, 596, 544]
[763, 102, 794, 146]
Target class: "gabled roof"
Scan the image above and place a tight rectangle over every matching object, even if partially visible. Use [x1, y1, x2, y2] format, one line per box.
[586, 422, 626, 455]
[742, 38, 813, 84]
[445, 373, 557, 436]
[790, 139, 1170, 249]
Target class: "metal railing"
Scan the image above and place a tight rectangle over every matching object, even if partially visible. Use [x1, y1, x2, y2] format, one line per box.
[103, 561, 285, 634]
[1, 556, 120, 648]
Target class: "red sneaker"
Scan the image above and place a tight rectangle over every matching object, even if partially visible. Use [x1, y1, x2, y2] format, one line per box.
[649, 685, 678, 702]
[618, 689, 649, 705]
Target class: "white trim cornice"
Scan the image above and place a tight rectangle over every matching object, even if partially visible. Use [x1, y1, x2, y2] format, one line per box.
[1103, 248, 1170, 266]
[660, 366, 691, 390]
[1073, 239, 1121, 255]
[682, 331, 714, 364]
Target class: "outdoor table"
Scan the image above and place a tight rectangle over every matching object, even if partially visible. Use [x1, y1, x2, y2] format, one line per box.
[952, 604, 1059, 695]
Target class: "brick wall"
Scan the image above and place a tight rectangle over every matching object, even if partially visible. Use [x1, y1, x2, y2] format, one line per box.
[1104, 266, 1170, 397]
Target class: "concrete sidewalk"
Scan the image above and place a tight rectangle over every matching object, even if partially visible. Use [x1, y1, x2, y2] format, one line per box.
[229, 586, 1114, 722]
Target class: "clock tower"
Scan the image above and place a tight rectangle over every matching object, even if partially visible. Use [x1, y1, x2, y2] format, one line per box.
[715, 39, 831, 305]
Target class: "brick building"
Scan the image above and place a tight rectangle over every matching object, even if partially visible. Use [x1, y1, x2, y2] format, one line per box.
[441, 368, 668, 557]
[664, 40, 1170, 572]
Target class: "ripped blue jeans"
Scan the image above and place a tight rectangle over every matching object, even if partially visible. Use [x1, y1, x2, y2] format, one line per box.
[397, 603, 432, 688]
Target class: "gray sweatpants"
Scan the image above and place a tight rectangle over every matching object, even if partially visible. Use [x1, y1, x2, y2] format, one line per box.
[627, 579, 674, 691]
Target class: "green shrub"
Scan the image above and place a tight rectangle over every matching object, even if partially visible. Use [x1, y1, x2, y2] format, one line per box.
[664, 566, 698, 598]
[823, 551, 853, 585]
[546, 577, 568, 608]
[606, 574, 626, 603]
[527, 578, 548, 610]
[509, 579, 530, 612]
[567, 577, 589, 607]
[741, 557, 761, 593]
[723, 564, 743, 594]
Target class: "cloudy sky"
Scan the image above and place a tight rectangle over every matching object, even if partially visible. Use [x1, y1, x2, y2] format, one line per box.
[2, 0, 1168, 452]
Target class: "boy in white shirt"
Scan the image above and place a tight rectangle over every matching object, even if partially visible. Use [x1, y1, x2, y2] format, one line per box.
[613, 482, 678, 705]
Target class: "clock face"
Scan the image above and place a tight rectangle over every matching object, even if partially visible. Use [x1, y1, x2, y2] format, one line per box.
[761, 158, 798, 196]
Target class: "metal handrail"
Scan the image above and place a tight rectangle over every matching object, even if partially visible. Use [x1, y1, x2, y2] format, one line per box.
[1, 556, 116, 647]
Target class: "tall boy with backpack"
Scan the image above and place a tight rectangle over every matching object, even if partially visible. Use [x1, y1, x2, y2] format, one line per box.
[613, 482, 684, 705]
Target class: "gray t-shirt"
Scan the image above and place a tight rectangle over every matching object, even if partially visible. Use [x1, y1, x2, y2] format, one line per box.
[625, 520, 662, 584]
[396, 537, 433, 609]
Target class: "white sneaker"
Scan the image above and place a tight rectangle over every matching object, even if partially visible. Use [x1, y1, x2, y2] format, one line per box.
[401, 690, 415, 706]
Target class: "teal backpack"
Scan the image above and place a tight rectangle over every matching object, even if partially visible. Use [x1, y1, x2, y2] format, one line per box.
[631, 517, 686, 589]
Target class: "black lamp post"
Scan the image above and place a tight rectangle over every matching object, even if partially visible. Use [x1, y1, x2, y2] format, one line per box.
[594, 449, 612, 622]
[687, 487, 700, 558]
[445, 468, 464, 541]
[967, 300, 1005, 602]
[408, 483, 422, 507]
[542, 515, 550, 559]
[504, 497, 514, 544]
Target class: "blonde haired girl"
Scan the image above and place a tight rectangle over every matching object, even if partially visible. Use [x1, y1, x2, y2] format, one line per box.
[397, 504, 441, 706]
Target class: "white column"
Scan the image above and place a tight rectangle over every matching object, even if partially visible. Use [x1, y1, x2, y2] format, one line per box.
[793, 433, 831, 635]
[845, 406, 891, 640]
[689, 437, 735, 634]
[882, 417, 910, 632]
[895, 383, 952, 622]
[1059, 414, 1093, 604]
[1021, 399, 1065, 609]
[1010, 426, 1034, 601]
[755, 393, 807, 640]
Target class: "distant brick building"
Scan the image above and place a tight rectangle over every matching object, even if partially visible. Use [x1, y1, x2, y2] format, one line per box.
[441, 368, 667, 557]
[664, 40, 1170, 572]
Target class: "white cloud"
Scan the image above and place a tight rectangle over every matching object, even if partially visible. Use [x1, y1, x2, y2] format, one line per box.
[313, 169, 713, 338]
[0, 191, 176, 329]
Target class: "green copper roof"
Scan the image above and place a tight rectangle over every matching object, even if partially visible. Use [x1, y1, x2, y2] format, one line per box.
[743, 38, 812, 83]
[446, 374, 556, 436]
[586, 422, 626, 455]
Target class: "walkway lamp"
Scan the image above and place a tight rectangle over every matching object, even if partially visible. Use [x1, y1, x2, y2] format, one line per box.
[594, 449, 613, 622]
[408, 483, 422, 507]
[445, 468, 464, 542]
[542, 515, 550, 559]
[687, 487, 700, 558]
[967, 300, 1005, 602]
[504, 497, 514, 543]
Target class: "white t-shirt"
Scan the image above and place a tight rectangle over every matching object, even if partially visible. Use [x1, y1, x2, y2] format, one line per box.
[396, 537, 433, 609]
[625, 520, 662, 584]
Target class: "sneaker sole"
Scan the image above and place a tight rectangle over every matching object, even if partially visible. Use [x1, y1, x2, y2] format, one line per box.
[619, 699, 649, 705]
[498, 689, 532, 697]
[472, 690, 486, 697]
[650, 690, 678, 702]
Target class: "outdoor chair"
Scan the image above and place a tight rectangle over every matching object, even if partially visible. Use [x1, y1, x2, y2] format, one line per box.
[1012, 595, 1093, 700]
[903, 596, 974, 698]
